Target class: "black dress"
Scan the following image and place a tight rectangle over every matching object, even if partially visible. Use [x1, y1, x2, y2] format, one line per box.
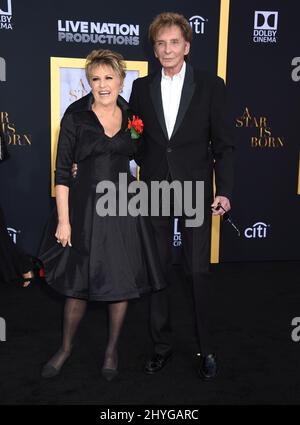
[39, 93, 166, 301]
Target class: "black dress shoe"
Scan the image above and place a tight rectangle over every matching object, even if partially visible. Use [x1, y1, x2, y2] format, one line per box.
[144, 352, 172, 374]
[197, 353, 217, 381]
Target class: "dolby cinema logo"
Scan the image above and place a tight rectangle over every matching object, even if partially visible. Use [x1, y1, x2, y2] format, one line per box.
[253, 11, 278, 43]
[0, 0, 13, 30]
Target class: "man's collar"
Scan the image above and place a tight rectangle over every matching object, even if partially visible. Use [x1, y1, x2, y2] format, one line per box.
[161, 61, 186, 81]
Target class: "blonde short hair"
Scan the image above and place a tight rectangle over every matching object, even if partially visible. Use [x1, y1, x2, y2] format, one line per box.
[85, 49, 126, 83]
[149, 12, 192, 45]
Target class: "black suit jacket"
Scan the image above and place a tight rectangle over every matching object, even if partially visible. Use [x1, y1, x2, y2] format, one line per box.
[0, 127, 9, 162]
[129, 62, 234, 202]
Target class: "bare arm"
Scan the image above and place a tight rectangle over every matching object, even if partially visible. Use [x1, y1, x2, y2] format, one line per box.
[55, 185, 71, 247]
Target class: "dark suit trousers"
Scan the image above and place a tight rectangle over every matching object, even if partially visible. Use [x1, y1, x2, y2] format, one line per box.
[149, 206, 214, 356]
[0, 204, 33, 283]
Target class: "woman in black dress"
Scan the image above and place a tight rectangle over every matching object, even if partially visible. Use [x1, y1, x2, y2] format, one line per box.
[39, 49, 165, 380]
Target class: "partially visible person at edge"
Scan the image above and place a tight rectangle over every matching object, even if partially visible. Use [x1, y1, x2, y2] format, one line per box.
[129, 12, 234, 381]
[0, 129, 35, 287]
[39, 49, 166, 381]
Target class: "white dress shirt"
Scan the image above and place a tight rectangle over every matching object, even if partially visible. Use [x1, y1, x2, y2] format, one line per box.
[161, 61, 186, 139]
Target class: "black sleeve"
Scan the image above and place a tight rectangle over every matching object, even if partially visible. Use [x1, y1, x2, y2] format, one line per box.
[210, 77, 235, 200]
[129, 79, 139, 114]
[0, 127, 9, 162]
[129, 80, 145, 166]
[54, 113, 76, 187]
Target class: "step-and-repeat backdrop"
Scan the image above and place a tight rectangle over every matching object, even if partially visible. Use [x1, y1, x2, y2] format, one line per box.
[0, 0, 299, 262]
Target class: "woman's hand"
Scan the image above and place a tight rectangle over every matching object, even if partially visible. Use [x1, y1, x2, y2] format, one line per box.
[55, 222, 72, 247]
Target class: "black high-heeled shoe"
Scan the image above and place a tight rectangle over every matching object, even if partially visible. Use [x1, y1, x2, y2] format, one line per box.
[101, 353, 118, 381]
[41, 349, 72, 378]
[41, 363, 61, 378]
[101, 366, 118, 382]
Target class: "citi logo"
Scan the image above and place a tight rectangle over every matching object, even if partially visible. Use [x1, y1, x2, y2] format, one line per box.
[244, 222, 270, 239]
[254, 11, 278, 30]
[189, 16, 207, 35]
[7, 227, 20, 244]
[0, 57, 6, 81]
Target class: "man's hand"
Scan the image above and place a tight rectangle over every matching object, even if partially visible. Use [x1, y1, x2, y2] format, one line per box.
[211, 196, 231, 216]
[71, 163, 78, 178]
[22, 270, 34, 288]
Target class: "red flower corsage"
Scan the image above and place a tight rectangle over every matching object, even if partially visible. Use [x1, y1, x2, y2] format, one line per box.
[128, 115, 144, 139]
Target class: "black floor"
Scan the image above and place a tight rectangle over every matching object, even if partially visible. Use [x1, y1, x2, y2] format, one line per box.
[0, 261, 299, 405]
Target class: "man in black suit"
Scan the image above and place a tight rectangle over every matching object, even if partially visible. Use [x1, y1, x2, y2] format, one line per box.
[129, 12, 234, 380]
